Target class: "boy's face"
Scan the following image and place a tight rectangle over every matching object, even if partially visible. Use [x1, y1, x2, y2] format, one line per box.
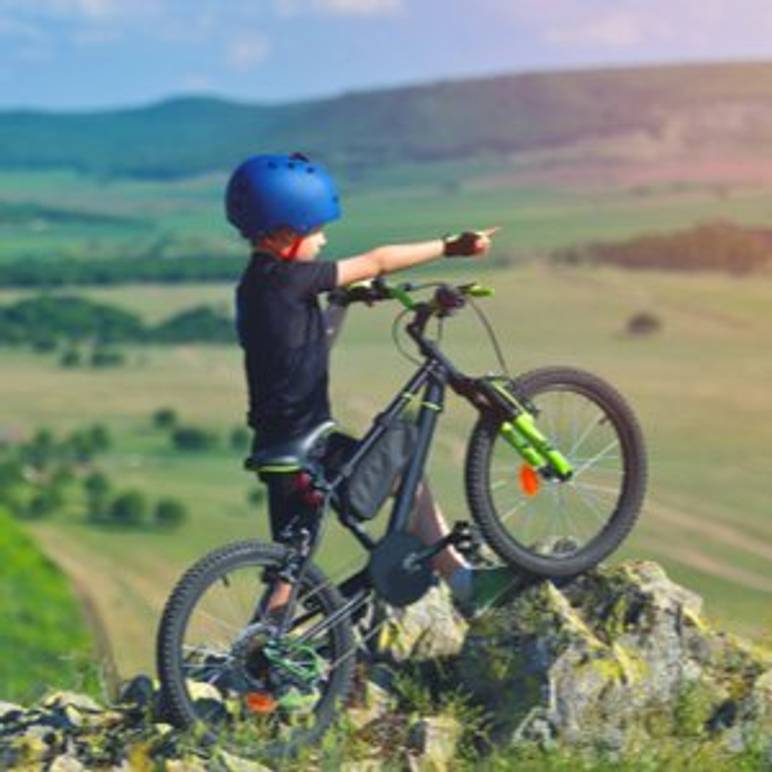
[294, 227, 327, 261]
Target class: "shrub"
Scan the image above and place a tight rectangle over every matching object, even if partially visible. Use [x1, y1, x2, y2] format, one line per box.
[153, 408, 178, 430]
[32, 336, 57, 353]
[22, 429, 56, 470]
[84, 471, 111, 522]
[247, 487, 265, 507]
[109, 490, 147, 526]
[90, 347, 125, 368]
[554, 222, 772, 274]
[26, 487, 64, 518]
[154, 498, 188, 530]
[63, 431, 96, 464]
[60, 348, 81, 368]
[230, 427, 250, 452]
[87, 424, 112, 453]
[151, 306, 234, 343]
[626, 311, 662, 336]
[172, 426, 216, 452]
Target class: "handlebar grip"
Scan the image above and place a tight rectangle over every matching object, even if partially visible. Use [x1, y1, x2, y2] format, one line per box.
[434, 285, 466, 314]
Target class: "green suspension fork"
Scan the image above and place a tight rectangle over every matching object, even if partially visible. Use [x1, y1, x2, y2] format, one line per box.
[489, 381, 574, 480]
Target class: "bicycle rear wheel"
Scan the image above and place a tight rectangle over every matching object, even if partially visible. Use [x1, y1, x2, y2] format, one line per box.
[465, 367, 646, 577]
[156, 540, 355, 760]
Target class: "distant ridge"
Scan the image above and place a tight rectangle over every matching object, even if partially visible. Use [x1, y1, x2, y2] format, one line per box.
[2, 60, 772, 179]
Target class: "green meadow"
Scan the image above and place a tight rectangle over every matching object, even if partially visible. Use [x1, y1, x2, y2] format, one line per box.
[5, 166, 772, 264]
[2, 264, 770, 678]
[1, 167, 771, 682]
[0, 507, 101, 702]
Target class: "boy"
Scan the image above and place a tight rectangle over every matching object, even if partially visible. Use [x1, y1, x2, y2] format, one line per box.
[227, 152, 514, 619]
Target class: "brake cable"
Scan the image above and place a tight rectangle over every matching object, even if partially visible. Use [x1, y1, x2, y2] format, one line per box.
[466, 295, 511, 378]
[391, 307, 423, 366]
[389, 282, 512, 378]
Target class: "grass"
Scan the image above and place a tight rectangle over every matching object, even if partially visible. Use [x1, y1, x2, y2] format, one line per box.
[4, 167, 772, 265]
[0, 162, 770, 685]
[0, 506, 101, 703]
[0, 260, 767, 684]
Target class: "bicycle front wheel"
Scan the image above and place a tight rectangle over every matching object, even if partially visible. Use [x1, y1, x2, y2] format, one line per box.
[156, 540, 356, 760]
[465, 367, 646, 577]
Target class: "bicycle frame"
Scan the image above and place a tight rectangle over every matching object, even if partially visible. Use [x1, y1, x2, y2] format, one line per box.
[279, 299, 574, 641]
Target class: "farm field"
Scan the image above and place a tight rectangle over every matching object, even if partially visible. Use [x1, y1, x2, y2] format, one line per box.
[5, 167, 772, 266]
[3, 262, 771, 678]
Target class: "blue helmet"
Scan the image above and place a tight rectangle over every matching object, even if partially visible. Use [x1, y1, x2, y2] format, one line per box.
[225, 152, 341, 240]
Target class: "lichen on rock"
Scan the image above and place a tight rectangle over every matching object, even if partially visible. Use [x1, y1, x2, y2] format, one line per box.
[0, 560, 769, 769]
[457, 560, 771, 758]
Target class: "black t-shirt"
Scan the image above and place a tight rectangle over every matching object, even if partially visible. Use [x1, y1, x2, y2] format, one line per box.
[236, 251, 338, 448]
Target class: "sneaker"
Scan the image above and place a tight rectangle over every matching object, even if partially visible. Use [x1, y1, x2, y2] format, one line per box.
[276, 683, 320, 715]
[458, 566, 524, 619]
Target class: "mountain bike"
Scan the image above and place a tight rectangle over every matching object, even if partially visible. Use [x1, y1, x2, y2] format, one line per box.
[155, 277, 647, 759]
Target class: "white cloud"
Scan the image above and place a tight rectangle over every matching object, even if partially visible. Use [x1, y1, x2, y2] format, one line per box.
[71, 25, 121, 45]
[317, 0, 402, 13]
[226, 35, 271, 72]
[275, 0, 403, 17]
[0, 0, 168, 27]
[547, 10, 651, 49]
[481, 0, 772, 52]
[69, 0, 117, 18]
[15, 43, 53, 62]
[0, 16, 46, 41]
[181, 73, 214, 92]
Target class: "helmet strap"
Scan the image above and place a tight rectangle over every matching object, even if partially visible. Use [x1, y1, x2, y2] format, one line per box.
[279, 234, 305, 262]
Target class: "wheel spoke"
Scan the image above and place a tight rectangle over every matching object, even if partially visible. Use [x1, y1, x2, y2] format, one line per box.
[568, 480, 609, 525]
[570, 480, 620, 498]
[484, 376, 634, 563]
[572, 439, 620, 479]
[568, 410, 607, 458]
[500, 498, 528, 524]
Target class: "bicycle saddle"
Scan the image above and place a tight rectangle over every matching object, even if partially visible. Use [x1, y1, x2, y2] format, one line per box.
[244, 420, 336, 472]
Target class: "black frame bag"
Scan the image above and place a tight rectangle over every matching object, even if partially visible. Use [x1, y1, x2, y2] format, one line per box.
[343, 419, 418, 521]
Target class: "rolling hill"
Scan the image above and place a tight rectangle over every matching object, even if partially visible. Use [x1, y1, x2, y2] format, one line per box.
[2, 61, 772, 179]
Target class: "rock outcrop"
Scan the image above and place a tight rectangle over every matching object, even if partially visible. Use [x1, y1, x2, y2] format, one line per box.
[458, 561, 771, 757]
[1, 561, 769, 770]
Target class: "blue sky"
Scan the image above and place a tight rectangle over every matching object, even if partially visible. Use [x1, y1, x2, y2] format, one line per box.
[1, 0, 772, 110]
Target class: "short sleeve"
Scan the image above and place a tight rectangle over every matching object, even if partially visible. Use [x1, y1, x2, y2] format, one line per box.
[285, 260, 338, 299]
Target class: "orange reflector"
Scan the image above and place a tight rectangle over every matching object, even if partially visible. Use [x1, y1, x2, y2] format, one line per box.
[245, 691, 277, 714]
[519, 465, 540, 497]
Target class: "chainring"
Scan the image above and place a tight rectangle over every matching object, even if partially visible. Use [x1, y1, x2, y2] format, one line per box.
[367, 531, 434, 607]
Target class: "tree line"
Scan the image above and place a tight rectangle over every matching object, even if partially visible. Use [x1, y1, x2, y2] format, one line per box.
[551, 222, 772, 274]
[0, 412, 263, 529]
[0, 425, 190, 530]
[0, 295, 235, 348]
[0, 255, 244, 288]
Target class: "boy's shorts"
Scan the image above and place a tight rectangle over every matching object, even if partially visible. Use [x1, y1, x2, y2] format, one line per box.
[259, 430, 358, 546]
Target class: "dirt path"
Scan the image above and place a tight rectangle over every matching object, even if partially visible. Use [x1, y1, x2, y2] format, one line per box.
[29, 524, 176, 679]
[636, 535, 772, 594]
[551, 268, 755, 332]
[643, 497, 772, 563]
[55, 560, 121, 698]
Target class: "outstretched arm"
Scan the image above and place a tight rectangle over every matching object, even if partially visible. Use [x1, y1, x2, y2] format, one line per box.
[335, 228, 499, 287]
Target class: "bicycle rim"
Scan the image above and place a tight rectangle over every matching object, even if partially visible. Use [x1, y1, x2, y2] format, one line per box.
[488, 383, 628, 558]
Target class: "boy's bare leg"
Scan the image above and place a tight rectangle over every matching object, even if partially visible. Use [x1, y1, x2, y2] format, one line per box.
[266, 581, 292, 615]
[409, 479, 469, 579]
[265, 478, 466, 617]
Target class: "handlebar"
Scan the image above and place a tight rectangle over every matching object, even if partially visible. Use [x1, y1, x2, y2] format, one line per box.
[329, 277, 494, 317]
